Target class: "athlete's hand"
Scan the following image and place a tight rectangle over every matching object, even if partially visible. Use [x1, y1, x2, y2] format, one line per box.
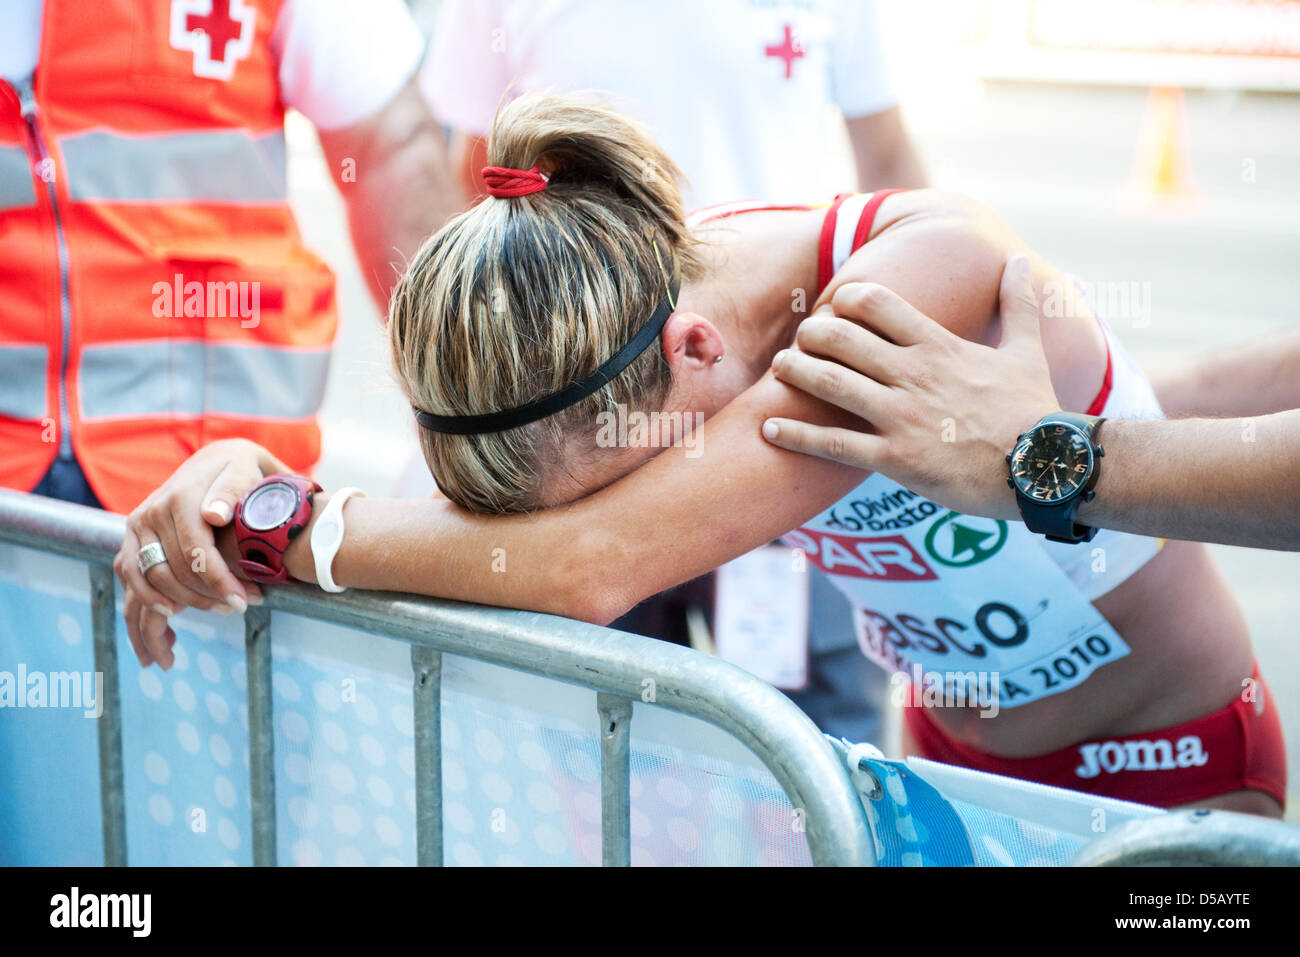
[761, 255, 1058, 520]
[113, 439, 285, 668]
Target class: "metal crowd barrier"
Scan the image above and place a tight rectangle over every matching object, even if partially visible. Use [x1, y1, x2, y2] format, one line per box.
[0, 488, 876, 867]
[1071, 809, 1300, 867]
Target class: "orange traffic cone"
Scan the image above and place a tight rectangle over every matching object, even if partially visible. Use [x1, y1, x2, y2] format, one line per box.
[1121, 86, 1201, 209]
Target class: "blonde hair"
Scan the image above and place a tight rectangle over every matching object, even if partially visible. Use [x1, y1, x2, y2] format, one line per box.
[389, 93, 702, 513]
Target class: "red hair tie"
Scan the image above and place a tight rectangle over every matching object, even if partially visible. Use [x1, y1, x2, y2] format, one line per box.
[482, 165, 549, 198]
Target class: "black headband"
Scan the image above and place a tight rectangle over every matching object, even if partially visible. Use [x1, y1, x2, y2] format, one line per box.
[413, 277, 680, 436]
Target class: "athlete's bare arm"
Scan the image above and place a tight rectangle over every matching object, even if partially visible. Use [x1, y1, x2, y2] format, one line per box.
[116, 192, 1104, 665]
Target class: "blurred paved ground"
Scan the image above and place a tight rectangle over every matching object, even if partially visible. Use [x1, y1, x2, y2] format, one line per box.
[286, 64, 1300, 815]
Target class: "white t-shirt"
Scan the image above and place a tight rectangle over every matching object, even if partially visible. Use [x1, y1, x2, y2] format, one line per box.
[421, 0, 897, 207]
[0, 0, 424, 130]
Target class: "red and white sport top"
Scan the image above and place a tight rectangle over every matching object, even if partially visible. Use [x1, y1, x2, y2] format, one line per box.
[688, 188, 910, 297]
[689, 191, 1166, 710]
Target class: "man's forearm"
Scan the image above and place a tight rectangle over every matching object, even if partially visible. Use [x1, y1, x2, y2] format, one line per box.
[856, 141, 928, 192]
[1149, 326, 1300, 418]
[1076, 411, 1300, 550]
[847, 107, 929, 191]
[320, 79, 464, 312]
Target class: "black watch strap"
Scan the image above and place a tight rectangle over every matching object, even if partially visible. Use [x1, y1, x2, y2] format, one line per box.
[1013, 412, 1104, 544]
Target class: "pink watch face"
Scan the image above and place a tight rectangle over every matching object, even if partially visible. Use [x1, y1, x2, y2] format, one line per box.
[242, 481, 299, 531]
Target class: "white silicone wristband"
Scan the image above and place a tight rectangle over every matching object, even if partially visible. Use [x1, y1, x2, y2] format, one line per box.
[310, 487, 365, 594]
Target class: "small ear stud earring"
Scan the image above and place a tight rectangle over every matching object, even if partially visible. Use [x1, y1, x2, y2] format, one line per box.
[714, 355, 724, 363]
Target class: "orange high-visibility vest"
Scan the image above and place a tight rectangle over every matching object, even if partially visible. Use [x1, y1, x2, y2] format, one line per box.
[0, 0, 337, 513]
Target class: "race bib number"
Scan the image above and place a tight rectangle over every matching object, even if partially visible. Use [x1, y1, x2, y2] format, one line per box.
[783, 480, 1131, 710]
[713, 546, 809, 691]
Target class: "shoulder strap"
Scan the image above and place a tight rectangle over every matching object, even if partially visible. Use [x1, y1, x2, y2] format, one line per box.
[817, 188, 909, 294]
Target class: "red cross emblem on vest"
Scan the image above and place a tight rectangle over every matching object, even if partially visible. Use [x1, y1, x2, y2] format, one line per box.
[169, 0, 256, 81]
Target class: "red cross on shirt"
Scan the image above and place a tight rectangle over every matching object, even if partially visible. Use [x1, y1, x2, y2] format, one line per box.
[186, 0, 245, 64]
[765, 24, 805, 80]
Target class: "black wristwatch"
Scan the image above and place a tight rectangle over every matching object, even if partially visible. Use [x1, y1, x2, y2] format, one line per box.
[1006, 411, 1105, 544]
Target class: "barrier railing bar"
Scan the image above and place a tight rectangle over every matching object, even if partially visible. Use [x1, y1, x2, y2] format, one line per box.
[411, 645, 444, 867]
[0, 490, 876, 867]
[89, 564, 127, 867]
[596, 693, 633, 867]
[244, 606, 277, 866]
[1070, 809, 1300, 866]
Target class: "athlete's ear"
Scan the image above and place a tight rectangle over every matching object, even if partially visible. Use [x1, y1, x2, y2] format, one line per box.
[661, 311, 725, 373]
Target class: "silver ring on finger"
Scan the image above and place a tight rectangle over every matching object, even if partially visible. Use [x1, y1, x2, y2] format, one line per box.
[137, 541, 169, 576]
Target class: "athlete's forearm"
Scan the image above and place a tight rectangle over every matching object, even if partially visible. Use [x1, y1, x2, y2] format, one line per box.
[1076, 411, 1300, 550]
[282, 374, 863, 623]
[285, 493, 627, 621]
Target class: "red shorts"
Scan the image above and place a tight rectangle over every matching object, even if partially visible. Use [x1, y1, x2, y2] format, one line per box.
[902, 665, 1287, 809]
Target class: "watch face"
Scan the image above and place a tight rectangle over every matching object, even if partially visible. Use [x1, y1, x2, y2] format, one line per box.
[1010, 424, 1094, 504]
[243, 482, 299, 531]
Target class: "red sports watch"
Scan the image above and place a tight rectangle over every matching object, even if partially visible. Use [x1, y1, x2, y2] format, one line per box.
[234, 474, 322, 584]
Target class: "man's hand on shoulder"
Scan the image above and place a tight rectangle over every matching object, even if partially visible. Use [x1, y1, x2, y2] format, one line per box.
[761, 255, 1058, 520]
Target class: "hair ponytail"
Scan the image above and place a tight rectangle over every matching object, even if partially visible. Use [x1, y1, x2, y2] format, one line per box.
[487, 93, 694, 254]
